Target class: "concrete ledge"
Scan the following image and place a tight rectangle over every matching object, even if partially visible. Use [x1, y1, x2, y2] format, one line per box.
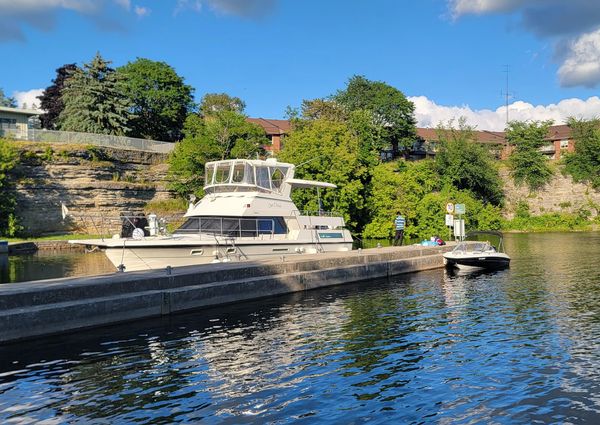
[0, 244, 452, 343]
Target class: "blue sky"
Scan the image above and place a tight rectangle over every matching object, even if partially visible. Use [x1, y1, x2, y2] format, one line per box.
[2, 0, 600, 130]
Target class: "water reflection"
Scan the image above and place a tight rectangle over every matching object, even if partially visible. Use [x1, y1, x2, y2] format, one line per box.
[0, 250, 115, 284]
[2, 233, 600, 422]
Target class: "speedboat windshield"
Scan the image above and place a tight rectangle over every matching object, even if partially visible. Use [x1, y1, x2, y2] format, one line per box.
[453, 241, 497, 254]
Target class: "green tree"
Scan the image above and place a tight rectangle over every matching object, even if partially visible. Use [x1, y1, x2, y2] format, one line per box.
[434, 118, 504, 205]
[117, 58, 194, 141]
[506, 120, 554, 190]
[205, 111, 267, 160]
[277, 119, 370, 232]
[563, 118, 600, 188]
[167, 112, 266, 196]
[363, 160, 502, 240]
[334, 75, 417, 154]
[58, 53, 133, 135]
[300, 98, 347, 121]
[200, 93, 245, 116]
[0, 139, 19, 236]
[0, 88, 16, 108]
[38, 64, 78, 129]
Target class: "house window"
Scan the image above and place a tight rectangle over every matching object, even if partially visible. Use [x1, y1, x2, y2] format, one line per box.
[560, 140, 569, 149]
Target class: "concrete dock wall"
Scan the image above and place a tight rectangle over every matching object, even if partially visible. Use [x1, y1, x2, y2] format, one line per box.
[0, 245, 451, 344]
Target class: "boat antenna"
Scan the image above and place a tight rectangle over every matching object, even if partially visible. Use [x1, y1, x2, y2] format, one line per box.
[296, 153, 329, 169]
[501, 65, 514, 127]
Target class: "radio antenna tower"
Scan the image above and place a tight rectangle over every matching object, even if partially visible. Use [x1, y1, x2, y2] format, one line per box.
[501, 65, 514, 126]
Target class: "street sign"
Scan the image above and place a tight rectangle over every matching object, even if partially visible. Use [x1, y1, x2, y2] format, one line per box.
[455, 203, 466, 215]
[446, 203, 454, 214]
[445, 214, 454, 226]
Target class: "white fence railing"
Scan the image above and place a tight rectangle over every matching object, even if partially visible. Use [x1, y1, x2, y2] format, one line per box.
[0, 128, 176, 154]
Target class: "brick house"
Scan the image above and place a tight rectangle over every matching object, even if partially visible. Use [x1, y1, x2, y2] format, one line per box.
[246, 118, 291, 154]
[248, 117, 578, 160]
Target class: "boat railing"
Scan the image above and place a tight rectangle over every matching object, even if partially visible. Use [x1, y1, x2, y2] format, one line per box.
[294, 209, 341, 218]
[174, 217, 276, 239]
[61, 203, 185, 241]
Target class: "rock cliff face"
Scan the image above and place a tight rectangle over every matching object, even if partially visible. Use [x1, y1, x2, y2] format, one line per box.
[9, 144, 175, 236]
[500, 168, 600, 219]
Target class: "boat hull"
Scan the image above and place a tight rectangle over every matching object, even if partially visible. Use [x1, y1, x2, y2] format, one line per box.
[102, 241, 353, 271]
[443, 253, 510, 270]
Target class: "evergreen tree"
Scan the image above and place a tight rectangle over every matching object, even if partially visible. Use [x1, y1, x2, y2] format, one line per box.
[0, 88, 16, 108]
[58, 53, 133, 135]
[38, 63, 78, 129]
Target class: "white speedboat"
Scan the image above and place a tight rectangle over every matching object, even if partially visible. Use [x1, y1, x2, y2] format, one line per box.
[69, 158, 353, 271]
[443, 231, 510, 270]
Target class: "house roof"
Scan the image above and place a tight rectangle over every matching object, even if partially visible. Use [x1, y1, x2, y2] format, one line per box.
[416, 127, 507, 145]
[545, 124, 571, 141]
[247, 118, 291, 135]
[248, 118, 576, 144]
[0, 106, 41, 116]
[418, 125, 575, 144]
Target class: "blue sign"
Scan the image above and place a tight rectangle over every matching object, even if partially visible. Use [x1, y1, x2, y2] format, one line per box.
[455, 204, 466, 215]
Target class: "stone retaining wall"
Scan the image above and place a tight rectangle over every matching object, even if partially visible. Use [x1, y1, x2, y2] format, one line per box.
[0, 245, 450, 343]
[9, 144, 175, 236]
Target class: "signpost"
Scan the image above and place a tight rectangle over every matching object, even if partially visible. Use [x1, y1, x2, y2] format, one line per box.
[454, 204, 466, 240]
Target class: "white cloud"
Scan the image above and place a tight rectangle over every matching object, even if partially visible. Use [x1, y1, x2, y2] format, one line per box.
[0, 0, 137, 41]
[134, 5, 150, 17]
[558, 29, 600, 88]
[13, 88, 44, 110]
[410, 95, 600, 131]
[175, 0, 276, 18]
[114, 0, 131, 10]
[450, 0, 527, 17]
[174, 0, 202, 15]
[448, 0, 600, 87]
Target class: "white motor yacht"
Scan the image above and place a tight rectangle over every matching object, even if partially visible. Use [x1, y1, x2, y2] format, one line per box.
[69, 158, 353, 271]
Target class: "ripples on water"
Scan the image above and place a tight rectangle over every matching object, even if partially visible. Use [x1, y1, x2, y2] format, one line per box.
[2, 233, 600, 423]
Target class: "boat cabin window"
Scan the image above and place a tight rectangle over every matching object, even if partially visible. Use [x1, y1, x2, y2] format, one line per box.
[214, 163, 230, 184]
[232, 163, 245, 183]
[206, 166, 215, 186]
[175, 216, 287, 237]
[270, 167, 285, 190]
[256, 166, 271, 190]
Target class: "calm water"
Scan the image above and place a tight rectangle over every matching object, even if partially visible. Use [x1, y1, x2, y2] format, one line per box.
[0, 251, 115, 284]
[1, 232, 600, 423]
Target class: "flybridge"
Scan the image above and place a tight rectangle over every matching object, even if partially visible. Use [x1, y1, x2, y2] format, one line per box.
[203, 158, 336, 195]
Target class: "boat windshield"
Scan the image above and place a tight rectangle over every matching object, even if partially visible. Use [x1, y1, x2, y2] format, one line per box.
[204, 161, 290, 193]
[453, 241, 496, 253]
